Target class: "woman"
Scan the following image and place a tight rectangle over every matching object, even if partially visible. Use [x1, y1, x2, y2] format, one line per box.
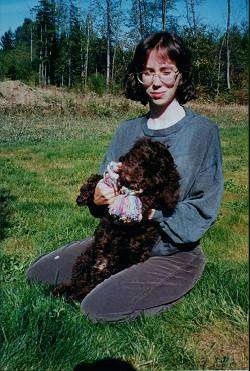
[27, 32, 223, 322]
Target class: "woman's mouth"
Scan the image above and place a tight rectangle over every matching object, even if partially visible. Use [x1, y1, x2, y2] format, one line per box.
[150, 92, 165, 99]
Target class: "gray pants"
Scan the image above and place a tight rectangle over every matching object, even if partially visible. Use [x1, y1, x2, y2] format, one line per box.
[26, 238, 205, 322]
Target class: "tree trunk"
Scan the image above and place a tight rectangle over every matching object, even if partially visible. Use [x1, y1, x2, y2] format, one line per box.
[45, 26, 48, 85]
[30, 24, 33, 62]
[68, 56, 71, 87]
[161, 0, 167, 30]
[216, 35, 226, 97]
[106, 0, 111, 92]
[67, 34, 71, 87]
[185, 0, 198, 35]
[111, 45, 116, 82]
[39, 25, 43, 85]
[226, 0, 231, 90]
[190, 0, 197, 34]
[84, 16, 91, 89]
[138, 0, 144, 37]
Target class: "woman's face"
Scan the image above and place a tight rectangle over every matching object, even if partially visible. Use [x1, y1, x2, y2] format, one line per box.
[142, 49, 181, 110]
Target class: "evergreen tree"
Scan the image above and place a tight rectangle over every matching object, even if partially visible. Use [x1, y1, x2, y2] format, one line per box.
[1, 30, 15, 50]
[33, 0, 58, 85]
[67, 0, 83, 87]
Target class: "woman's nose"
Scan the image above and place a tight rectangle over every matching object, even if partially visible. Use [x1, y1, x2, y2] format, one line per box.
[152, 74, 162, 85]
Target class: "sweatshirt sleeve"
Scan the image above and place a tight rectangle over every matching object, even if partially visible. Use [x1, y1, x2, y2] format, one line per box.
[152, 126, 224, 245]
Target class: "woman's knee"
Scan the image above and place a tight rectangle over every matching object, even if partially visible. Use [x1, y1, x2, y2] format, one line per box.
[26, 238, 93, 285]
[80, 251, 206, 323]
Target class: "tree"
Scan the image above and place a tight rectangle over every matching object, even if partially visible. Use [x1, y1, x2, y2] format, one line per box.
[83, 13, 92, 88]
[92, 0, 124, 91]
[129, 0, 159, 39]
[106, 0, 114, 90]
[185, 0, 202, 35]
[66, 0, 83, 87]
[33, 0, 58, 85]
[1, 30, 15, 50]
[128, 0, 177, 41]
[15, 18, 35, 62]
[216, 33, 225, 97]
[182, 24, 220, 98]
[226, 0, 231, 89]
[224, 23, 248, 92]
[161, 0, 176, 30]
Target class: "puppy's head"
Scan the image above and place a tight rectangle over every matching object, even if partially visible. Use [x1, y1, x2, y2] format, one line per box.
[118, 138, 180, 211]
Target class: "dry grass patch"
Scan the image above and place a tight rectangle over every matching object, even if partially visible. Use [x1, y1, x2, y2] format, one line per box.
[226, 171, 248, 188]
[189, 320, 248, 370]
[230, 219, 248, 238]
[188, 102, 248, 122]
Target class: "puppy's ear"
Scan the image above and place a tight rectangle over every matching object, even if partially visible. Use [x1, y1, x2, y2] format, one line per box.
[76, 174, 102, 206]
[76, 193, 88, 206]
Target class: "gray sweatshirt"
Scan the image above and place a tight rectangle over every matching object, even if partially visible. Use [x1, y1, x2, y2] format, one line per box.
[99, 107, 224, 255]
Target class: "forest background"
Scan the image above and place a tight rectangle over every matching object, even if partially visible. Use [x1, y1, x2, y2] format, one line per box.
[0, 0, 248, 104]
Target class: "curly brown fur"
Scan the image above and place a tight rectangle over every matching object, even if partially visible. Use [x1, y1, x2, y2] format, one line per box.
[53, 138, 180, 301]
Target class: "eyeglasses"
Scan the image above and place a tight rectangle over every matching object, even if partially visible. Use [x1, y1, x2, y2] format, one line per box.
[137, 69, 179, 85]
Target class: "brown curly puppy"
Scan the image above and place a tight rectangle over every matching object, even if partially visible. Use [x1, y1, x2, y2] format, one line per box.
[53, 138, 180, 301]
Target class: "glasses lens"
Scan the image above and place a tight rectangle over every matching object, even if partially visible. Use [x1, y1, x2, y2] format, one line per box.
[160, 71, 177, 84]
[138, 70, 178, 85]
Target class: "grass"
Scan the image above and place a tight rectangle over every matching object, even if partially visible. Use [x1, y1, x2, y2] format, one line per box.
[0, 100, 248, 370]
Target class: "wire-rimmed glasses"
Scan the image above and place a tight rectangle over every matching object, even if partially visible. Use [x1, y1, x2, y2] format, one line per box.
[137, 68, 179, 86]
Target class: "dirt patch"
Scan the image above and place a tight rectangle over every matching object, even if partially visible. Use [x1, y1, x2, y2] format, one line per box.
[0, 80, 46, 107]
[0, 80, 87, 111]
[0, 80, 133, 115]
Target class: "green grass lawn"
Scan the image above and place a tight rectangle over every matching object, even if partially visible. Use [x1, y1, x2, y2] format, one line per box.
[0, 102, 248, 370]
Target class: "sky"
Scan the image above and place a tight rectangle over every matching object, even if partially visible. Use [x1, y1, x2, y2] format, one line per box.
[0, 0, 248, 38]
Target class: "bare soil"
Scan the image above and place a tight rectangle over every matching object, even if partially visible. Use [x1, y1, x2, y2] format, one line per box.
[0, 80, 87, 110]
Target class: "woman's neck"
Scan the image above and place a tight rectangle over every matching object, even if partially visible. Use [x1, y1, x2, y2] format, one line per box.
[147, 99, 185, 130]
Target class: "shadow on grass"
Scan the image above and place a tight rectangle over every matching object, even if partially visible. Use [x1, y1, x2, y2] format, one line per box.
[73, 358, 137, 370]
[0, 187, 14, 241]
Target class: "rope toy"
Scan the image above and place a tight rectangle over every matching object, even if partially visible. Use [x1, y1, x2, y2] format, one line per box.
[102, 161, 143, 223]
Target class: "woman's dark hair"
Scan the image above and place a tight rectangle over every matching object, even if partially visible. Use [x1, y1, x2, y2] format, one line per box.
[124, 31, 197, 105]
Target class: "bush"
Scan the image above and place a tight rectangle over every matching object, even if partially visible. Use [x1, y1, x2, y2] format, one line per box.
[215, 88, 248, 105]
[87, 73, 106, 95]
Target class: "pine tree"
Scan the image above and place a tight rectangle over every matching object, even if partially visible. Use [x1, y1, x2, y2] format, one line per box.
[33, 0, 58, 85]
[1, 30, 15, 50]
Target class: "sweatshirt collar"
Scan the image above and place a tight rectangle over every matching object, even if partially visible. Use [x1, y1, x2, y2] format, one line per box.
[141, 107, 194, 137]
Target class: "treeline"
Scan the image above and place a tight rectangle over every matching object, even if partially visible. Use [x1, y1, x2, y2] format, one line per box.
[0, 0, 248, 103]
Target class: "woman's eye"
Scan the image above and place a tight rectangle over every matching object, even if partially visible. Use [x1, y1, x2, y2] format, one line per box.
[161, 70, 172, 75]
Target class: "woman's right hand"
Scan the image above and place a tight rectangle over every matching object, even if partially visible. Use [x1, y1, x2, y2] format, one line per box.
[93, 180, 117, 206]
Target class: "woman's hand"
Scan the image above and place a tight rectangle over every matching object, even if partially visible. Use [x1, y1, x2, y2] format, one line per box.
[94, 161, 122, 206]
[93, 180, 117, 206]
